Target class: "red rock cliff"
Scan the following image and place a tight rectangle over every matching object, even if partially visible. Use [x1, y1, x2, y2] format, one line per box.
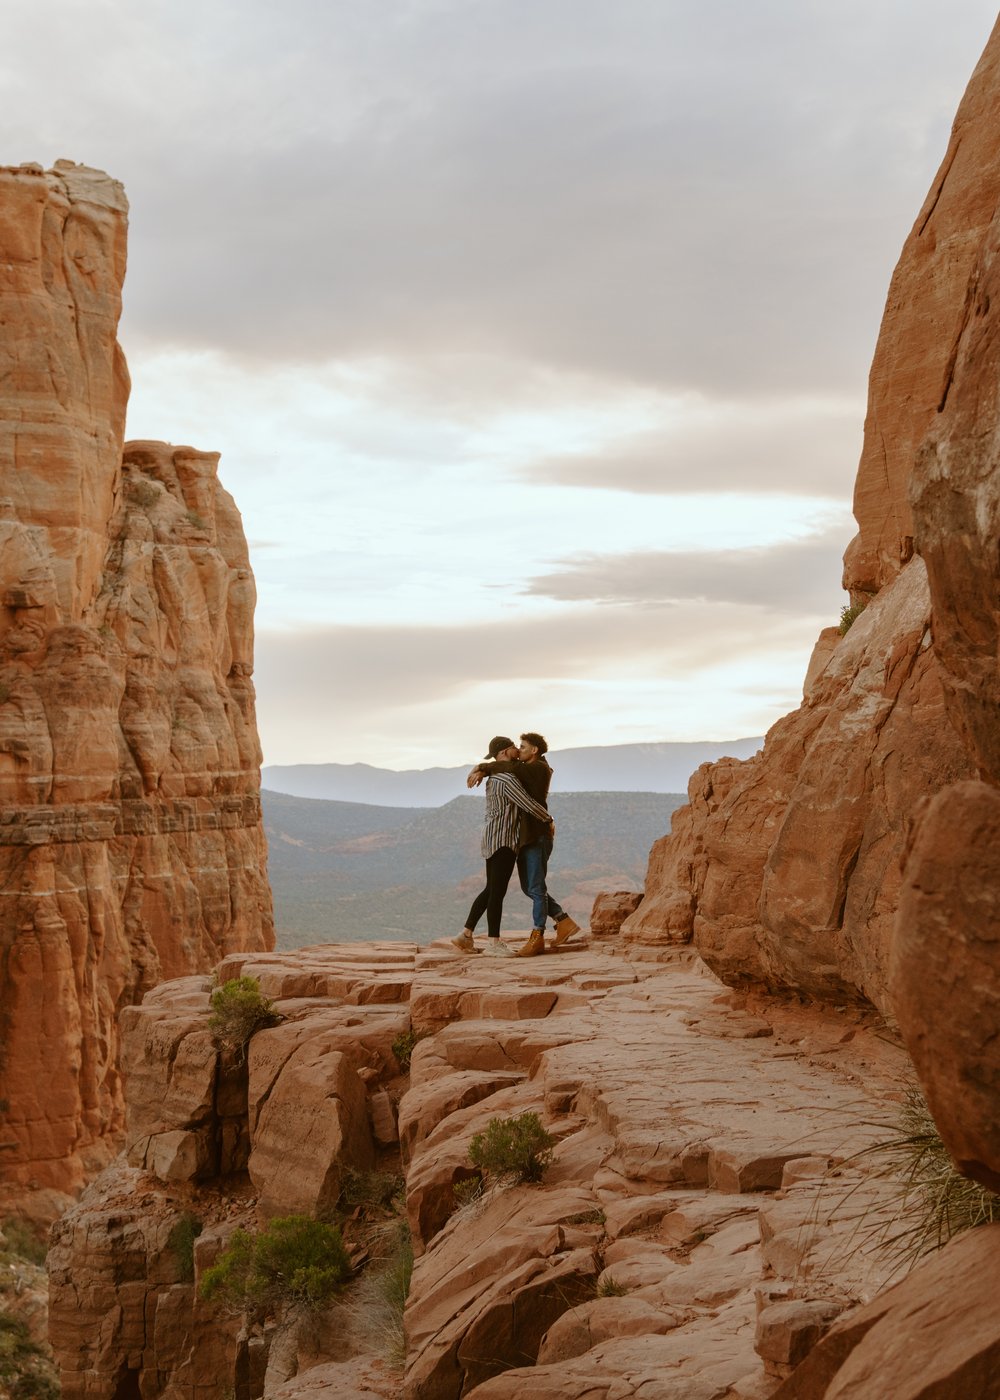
[623, 19, 1000, 1011]
[0, 162, 273, 1216]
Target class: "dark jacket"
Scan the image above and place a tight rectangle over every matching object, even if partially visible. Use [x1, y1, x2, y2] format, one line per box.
[477, 758, 553, 847]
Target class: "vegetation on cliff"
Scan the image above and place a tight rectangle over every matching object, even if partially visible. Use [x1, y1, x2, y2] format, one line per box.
[207, 977, 282, 1061]
[199, 1214, 351, 1316]
[468, 1111, 556, 1185]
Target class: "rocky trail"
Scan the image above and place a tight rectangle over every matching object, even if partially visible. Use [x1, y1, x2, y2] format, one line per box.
[48, 929, 919, 1399]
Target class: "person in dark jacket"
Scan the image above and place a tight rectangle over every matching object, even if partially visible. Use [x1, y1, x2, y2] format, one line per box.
[452, 732, 580, 957]
[451, 736, 555, 957]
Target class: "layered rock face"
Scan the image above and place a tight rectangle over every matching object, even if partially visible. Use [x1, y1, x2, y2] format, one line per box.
[890, 170, 1000, 1193]
[49, 935, 909, 1400]
[0, 162, 273, 1214]
[622, 17, 1000, 1011]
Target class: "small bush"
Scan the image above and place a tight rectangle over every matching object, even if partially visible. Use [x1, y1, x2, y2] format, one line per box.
[468, 1111, 556, 1185]
[186, 509, 208, 530]
[167, 1212, 203, 1282]
[1, 1218, 47, 1267]
[451, 1176, 483, 1209]
[391, 1028, 429, 1073]
[208, 976, 281, 1062]
[595, 1275, 629, 1297]
[566, 1208, 605, 1226]
[341, 1167, 405, 1215]
[199, 1214, 351, 1316]
[128, 478, 160, 509]
[839, 600, 868, 635]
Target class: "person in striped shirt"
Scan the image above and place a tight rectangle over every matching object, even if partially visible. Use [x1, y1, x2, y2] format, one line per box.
[451, 736, 554, 958]
[464, 732, 580, 958]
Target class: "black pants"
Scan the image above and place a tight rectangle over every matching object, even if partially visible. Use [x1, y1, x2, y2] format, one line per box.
[465, 848, 517, 939]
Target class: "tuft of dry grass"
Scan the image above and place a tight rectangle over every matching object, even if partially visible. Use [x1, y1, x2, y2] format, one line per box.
[344, 1218, 413, 1367]
[848, 1084, 1000, 1264]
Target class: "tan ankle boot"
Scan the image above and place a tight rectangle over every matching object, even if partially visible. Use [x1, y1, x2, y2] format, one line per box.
[516, 928, 545, 957]
[553, 914, 581, 946]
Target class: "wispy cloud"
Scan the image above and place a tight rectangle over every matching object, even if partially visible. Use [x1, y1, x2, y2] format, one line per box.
[524, 527, 850, 611]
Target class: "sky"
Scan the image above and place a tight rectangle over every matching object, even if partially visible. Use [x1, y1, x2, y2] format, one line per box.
[4, 0, 998, 767]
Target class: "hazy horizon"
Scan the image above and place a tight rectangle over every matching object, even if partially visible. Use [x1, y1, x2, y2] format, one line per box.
[5, 1, 997, 767]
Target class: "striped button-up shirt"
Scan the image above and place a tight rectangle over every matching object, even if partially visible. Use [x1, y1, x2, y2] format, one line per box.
[481, 772, 552, 859]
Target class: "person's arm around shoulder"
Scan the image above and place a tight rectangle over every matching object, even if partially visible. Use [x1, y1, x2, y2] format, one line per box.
[467, 757, 516, 789]
[491, 772, 553, 824]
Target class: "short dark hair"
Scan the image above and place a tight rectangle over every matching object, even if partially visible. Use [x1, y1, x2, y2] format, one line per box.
[520, 731, 548, 756]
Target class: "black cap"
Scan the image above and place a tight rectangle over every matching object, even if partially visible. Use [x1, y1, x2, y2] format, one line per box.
[483, 735, 515, 759]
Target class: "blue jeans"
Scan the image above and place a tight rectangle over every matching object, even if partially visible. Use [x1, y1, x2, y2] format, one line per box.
[517, 839, 565, 930]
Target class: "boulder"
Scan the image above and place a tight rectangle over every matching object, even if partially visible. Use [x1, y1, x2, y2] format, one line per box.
[248, 1026, 374, 1218]
[589, 891, 643, 938]
[772, 1225, 1000, 1398]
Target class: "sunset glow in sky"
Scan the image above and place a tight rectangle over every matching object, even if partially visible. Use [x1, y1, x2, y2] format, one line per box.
[5, 1, 997, 765]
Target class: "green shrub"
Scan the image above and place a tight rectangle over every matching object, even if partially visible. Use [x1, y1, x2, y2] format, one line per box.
[595, 1275, 629, 1297]
[839, 599, 868, 635]
[451, 1176, 483, 1209]
[199, 1214, 351, 1315]
[341, 1167, 404, 1215]
[391, 1028, 429, 1073]
[167, 1212, 203, 1282]
[1, 1218, 47, 1267]
[468, 1111, 556, 1185]
[208, 976, 281, 1062]
[0, 1315, 60, 1399]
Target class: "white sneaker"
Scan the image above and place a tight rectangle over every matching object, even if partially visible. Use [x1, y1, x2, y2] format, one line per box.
[483, 940, 514, 957]
[450, 929, 479, 954]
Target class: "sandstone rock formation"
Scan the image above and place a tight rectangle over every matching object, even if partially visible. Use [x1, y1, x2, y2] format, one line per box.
[621, 17, 1000, 1012]
[588, 890, 642, 939]
[772, 1225, 1000, 1399]
[50, 935, 910, 1399]
[0, 161, 273, 1217]
[889, 135, 1000, 1195]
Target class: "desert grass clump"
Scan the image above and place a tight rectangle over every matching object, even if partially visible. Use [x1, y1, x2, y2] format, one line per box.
[208, 976, 281, 1062]
[468, 1111, 556, 1185]
[346, 1218, 413, 1367]
[851, 1083, 1000, 1265]
[839, 600, 868, 635]
[391, 1028, 429, 1073]
[341, 1167, 405, 1216]
[595, 1275, 629, 1297]
[199, 1214, 351, 1316]
[167, 1211, 203, 1282]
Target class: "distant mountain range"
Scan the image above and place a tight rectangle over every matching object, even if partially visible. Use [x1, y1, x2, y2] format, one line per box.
[262, 788, 689, 946]
[262, 737, 763, 807]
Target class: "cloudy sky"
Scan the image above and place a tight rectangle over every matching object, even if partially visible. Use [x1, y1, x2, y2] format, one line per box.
[5, 1, 997, 767]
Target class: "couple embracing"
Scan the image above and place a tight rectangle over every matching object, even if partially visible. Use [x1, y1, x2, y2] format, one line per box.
[452, 732, 579, 958]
